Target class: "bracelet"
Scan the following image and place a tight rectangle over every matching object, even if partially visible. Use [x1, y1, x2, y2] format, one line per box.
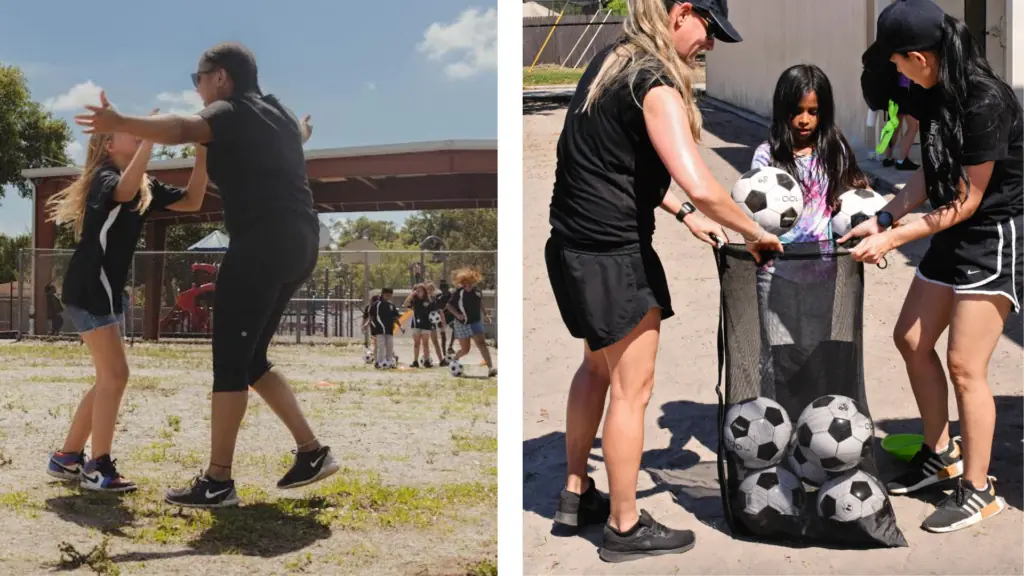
[742, 226, 765, 244]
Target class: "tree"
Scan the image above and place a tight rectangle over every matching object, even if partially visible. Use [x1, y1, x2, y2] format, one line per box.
[153, 145, 197, 159]
[0, 64, 73, 200]
[605, 0, 628, 16]
[0, 233, 30, 284]
[331, 216, 400, 247]
[400, 209, 497, 250]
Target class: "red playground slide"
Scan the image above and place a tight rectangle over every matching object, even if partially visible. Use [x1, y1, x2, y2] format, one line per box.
[159, 263, 218, 333]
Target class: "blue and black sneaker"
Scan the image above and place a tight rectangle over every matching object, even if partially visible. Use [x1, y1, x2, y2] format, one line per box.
[46, 450, 85, 481]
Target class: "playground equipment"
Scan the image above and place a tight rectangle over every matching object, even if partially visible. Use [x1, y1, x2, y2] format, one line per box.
[159, 263, 218, 334]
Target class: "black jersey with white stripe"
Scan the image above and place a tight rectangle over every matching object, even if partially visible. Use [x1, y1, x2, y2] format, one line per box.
[410, 298, 433, 329]
[373, 299, 400, 335]
[61, 163, 185, 316]
[452, 286, 483, 324]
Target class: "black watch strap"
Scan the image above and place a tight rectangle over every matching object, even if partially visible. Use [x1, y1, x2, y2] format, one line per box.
[676, 202, 696, 223]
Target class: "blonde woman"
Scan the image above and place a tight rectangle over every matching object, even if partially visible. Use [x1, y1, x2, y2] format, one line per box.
[45, 129, 208, 492]
[545, 0, 782, 563]
[446, 267, 496, 377]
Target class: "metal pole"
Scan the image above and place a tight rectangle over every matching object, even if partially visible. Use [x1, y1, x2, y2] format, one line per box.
[561, 8, 602, 67]
[528, 0, 570, 72]
[573, 9, 613, 69]
[16, 249, 23, 338]
[324, 268, 330, 337]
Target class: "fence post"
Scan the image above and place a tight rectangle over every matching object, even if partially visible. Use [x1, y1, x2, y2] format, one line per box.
[16, 249, 23, 338]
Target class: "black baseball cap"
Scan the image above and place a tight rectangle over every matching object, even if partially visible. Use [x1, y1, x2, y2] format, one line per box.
[863, 0, 945, 67]
[195, 42, 262, 96]
[681, 0, 742, 43]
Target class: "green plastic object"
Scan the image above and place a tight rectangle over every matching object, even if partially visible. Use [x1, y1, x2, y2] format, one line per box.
[881, 433, 924, 461]
[876, 99, 901, 155]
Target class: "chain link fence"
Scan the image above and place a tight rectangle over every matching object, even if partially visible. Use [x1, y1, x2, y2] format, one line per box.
[13, 248, 497, 344]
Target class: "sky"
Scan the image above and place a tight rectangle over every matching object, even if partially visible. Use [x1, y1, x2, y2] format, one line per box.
[0, 0, 496, 238]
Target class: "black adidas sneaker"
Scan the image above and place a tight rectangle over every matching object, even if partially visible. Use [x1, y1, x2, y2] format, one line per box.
[553, 476, 610, 528]
[922, 477, 1006, 533]
[277, 445, 340, 489]
[599, 510, 696, 563]
[164, 474, 239, 508]
[887, 436, 963, 495]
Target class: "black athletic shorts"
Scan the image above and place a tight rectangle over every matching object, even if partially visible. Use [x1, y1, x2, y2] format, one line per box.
[545, 236, 674, 351]
[212, 218, 318, 392]
[917, 215, 1022, 313]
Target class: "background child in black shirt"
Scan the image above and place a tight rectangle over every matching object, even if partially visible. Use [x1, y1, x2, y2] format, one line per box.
[373, 288, 401, 367]
[425, 282, 449, 366]
[446, 268, 496, 378]
[404, 284, 436, 368]
[434, 281, 456, 356]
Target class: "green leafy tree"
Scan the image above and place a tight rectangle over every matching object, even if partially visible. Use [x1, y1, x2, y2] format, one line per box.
[331, 216, 400, 246]
[0, 233, 31, 284]
[0, 64, 73, 200]
[400, 209, 496, 250]
[605, 0, 628, 16]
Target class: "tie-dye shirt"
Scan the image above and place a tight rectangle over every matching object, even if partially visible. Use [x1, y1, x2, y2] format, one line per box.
[750, 142, 833, 243]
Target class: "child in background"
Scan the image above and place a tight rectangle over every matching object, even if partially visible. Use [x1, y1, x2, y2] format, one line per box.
[446, 268, 496, 378]
[362, 294, 380, 363]
[424, 282, 449, 366]
[373, 288, 400, 368]
[404, 284, 435, 368]
[882, 72, 920, 171]
[434, 281, 456, 356]
[45, 284, 64, 335]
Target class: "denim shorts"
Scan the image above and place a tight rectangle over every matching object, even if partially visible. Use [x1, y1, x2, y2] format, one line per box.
[66, 305, 123, 334]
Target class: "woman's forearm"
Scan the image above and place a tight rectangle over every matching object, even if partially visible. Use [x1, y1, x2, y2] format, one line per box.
[889, 201, 971, 248]
[687, 182, 763, 240]
[182, 147, 209, 210]
[883, 168, 928, 221]
[114, 114, 212, 146]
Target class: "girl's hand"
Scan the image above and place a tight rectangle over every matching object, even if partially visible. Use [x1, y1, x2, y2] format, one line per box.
[745, 231, 783, 264]
[75, 91, 123, 134]
[850, 232, 894, 264]
[837, 216, 882, 246]
[685, 215, 729, 246]
[300, 114, 313, 143]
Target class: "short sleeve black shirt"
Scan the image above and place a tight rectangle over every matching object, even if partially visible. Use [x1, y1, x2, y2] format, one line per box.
[410, 298, 433, 329]
[550, 44, 675, 249]
[197, 94, 318, 238]
[907, 84, 1023, 231]
[373, 299, 400, 335]
[62, 164, 185, 315]
[452, 287, 483, 324]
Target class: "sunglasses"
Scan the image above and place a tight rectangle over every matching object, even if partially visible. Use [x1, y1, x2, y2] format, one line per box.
[692, 8, 720, 40]
[191, 58, 219, 88]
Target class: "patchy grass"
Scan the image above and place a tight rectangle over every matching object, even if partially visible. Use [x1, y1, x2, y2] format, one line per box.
[524, 65, 584, 86]
[451, 432, 497, 453]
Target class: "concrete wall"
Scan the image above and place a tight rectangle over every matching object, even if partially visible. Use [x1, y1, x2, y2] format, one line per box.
[1010, 0, 1024, 103]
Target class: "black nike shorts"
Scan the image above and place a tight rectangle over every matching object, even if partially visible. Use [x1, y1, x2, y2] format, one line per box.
[916, 215, 1022, 313]
[212, 219, 319, 392]
[545, 236, 673, 352]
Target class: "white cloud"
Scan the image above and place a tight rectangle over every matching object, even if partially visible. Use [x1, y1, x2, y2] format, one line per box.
[417, 7, 497, 79]
[65, 140, 85, 165]
[43, 81, 104, 111]
[364, 81, 377, 91]
[155, 90, 204, 116]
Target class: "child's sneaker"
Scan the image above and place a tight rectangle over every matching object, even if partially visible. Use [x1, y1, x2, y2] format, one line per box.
[887, 436, 963, 495]
[439, 359, 450, 367]
[165, 474, 239, 508]
[47, 450, 85, 481]
[410, 360, 420, 368]
[80, 455, 136, 493]
[422, 358, 433, 368]
[922, 477, 1006, 533]
[488, 368, 497, 378]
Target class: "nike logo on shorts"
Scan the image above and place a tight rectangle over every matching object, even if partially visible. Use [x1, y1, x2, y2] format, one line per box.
[967, 270, 980, 275]
[206, 487, 232, 499]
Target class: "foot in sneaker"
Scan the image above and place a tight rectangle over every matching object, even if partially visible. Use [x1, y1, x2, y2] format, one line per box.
[165, 474, 239, 508]
[599, 510, 695, 563]
[553, 476, 610, 528]
[80, 455, 136, 493]
[882, 158, 894, 168]
[439, 359, 450, 367]
[277, 445, 340, 489]
[488, 368, 497, 378]
[47, 450, 85, 481]
[922, 477, 1006, 533]
[895, 158, 920, 171]
[888, 436, 963, 495]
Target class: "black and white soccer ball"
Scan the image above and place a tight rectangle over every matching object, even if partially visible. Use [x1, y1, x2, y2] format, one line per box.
[795, 395, 874, 472]
[363, 349, 374, 364]
[731, 166, 804, 236]
[739, 466, 805, 517]
[449, 360, 463, 377]
[787, 443, 830, 486]
[831, 188, 888, 237]
[723, 397, 793, 469]
[817, 469, 887, 522]
[429, 310, 443, 325]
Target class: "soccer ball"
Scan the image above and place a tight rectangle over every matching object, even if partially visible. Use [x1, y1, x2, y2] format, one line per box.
[787, 443, 830, 486]
[449, 360, 463, 377]
[429, 310, 442, 325]
[363, 349, 374, 364]
[795, 395, 874, 472]
[739, 466, 805, 517]
[723, 397, 793, 469]
[731, 166, 804, 236]
[817, 469, 887, 522]
[831, 188, 888, 238]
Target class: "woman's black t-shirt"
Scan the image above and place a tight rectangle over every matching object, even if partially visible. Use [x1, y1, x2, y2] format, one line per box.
[549, 43, 675, 250]
[452, 287, 483, 324]
[62, 164, 185, 316]
[410, 298, 433, 329]
[433, 292, 454, 323]
[906, 84, 1023, 235]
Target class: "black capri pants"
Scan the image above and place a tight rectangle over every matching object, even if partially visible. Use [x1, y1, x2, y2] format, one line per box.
[212, 218, 318, 392]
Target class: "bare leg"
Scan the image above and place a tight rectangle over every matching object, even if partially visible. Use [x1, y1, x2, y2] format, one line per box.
[61, 386, 96, 454]
[471, 333, 493, 368]
[412, 334, 421, 363]
[80, 324, 130, 459]
[896, 115, 919, 161]
[430, 330, 444, 359]
[601, 309, 661, 531]
[206, 391, 248, 481]
[454, 338, 471, 361]
[251, 369, 320, 450]
[565, 341, 610, 495]
[946, 294, 1011, 488]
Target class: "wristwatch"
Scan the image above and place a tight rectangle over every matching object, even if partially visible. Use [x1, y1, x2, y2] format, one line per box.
[676, 202, 696, 223]
[876, 211, 894, 229]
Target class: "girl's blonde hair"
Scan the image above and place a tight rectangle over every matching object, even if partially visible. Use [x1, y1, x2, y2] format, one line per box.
[580, 0, 702, 141]
[46, 133, 152, 239]
[424, 281, 438, 296]
[404, 283, 428, 307]
[453, 267, 482, 286]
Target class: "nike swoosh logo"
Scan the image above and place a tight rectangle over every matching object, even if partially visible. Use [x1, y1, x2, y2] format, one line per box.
[83, 474, 100, 483]
[310, 454, 325, 468]
[206, 487, 232, 499]
[967, 270, 980, 275]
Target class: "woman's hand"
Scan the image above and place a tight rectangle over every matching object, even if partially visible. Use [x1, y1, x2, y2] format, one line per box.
[849, 231, 894, 264]
[300, 114, 313, 143]
[685, 215, 728, 246]
[75, 91, 123, 134]
[744, 231, 783, 264]
[836, 215, 883, 246]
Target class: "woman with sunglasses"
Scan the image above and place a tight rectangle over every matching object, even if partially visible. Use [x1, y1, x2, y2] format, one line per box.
[546, 0, 781, 564]
[75, 42, 338, 508]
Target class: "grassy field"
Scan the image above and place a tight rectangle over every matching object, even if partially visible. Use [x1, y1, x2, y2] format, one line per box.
[523, 62, 707, 88]
[0, 339, 497, 575]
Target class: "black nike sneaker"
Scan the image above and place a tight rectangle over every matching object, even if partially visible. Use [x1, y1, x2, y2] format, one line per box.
[277, 445, 340, 489]
[922, 477, 1006, 533]
[553, 476, 610, 528]
[895, 158, 920, 171]
[164, 474, 239, 508]
[410, 360, 421, 368]
[599, 510, 696, 563]
[887, 436, 963, 495]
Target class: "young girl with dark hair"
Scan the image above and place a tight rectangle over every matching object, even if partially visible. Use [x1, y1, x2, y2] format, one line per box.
[846, 0, 1022, 533]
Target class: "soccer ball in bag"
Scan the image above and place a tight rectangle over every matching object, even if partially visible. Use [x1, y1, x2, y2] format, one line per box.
[731, 166, 804, 236]
[739, 466, 805, 517]
[363, 349, 374, 364]
[831, 188, 888, 238]
[795, 395, 874, 472]
[449, 360, 463, 377]
[787, 443, 830, 486]
[429, 310, 442, 325]
[723, 397, 793, 469]
[817, 469, 887, 522]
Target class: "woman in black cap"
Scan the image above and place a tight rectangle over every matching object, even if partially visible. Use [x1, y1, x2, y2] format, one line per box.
[546, 0, 780, 563]
[76, 42, 338, 507]
[843, 0, 1022, 533]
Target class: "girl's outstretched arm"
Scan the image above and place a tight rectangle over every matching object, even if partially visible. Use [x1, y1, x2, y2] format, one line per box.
[165, 146, 209, 212]
[113, 138, 155, 203]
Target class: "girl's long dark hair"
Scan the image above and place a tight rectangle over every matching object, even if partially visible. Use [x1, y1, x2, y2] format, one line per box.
[921, 15, 1019, 207]
[769, 64, 869, 209]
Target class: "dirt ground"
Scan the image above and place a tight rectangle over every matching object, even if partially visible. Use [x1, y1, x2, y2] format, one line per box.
[522, 99, 1024, 574]
[0, 337, 497, 575]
